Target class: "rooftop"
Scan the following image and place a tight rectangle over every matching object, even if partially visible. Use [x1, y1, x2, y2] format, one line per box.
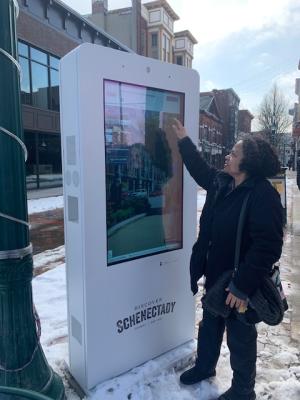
[48, 0, 132, 52]
[144, 0, 180, 21]
[174, 30, 198, 44]
[200, 94, 214, 111]
[239, 109, 254, 120]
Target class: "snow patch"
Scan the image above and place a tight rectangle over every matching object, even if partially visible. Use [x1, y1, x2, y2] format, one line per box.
[28, 196, 64, 214]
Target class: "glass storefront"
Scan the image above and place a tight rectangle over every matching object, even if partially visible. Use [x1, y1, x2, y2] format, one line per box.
[18, 41, 60, 111]
[19, 41, 62, 190]
[24, 132, 62, 189]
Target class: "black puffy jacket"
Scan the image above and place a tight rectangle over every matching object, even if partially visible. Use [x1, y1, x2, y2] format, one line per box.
[178, 137, 284, 296]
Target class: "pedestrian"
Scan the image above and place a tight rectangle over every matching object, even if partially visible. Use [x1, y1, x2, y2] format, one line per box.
[172, 119, 284, 400]
[297, 156, 300, 191]
[287, 158, 292, 170]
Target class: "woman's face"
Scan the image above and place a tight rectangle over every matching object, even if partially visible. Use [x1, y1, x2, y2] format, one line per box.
[224, 140, 244, 177]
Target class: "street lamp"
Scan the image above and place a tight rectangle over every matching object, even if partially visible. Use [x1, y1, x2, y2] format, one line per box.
[0, 1, 64, 398]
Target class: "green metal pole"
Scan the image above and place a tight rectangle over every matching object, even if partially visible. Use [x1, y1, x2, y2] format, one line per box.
[0, 1, 65, 399]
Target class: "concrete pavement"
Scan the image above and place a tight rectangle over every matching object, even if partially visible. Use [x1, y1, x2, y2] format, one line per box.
[287, 171, 300, 342]
[27, 186, 63, 200]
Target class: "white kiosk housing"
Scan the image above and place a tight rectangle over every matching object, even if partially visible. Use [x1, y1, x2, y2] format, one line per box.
[60, 43, 199, 392]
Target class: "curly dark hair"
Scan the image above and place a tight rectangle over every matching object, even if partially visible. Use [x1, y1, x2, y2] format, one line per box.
[238, 134, 281, 178]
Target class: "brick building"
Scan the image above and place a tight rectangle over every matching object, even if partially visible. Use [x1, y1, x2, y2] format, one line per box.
[199, 92, 223, 168]
[211, 88, 240, 155]
[238, 109, 254, 134]
[16, 0, 129, 190]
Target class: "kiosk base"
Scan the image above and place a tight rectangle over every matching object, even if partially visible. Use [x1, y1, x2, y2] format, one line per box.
[64, 340, 196, 398]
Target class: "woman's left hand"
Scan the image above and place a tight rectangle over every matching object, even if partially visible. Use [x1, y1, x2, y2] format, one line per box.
[225, 290, 248, 313]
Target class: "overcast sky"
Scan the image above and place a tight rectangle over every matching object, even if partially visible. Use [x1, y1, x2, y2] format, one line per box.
[61, 0, 300, 128]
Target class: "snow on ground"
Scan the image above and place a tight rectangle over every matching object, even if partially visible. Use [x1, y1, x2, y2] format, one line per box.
[30, 176, 300, 399]
[27, 191, 206, 217]
[32, 262, 300, 400]
[28, 195, 63, 214]
[33, 245, 65, 274]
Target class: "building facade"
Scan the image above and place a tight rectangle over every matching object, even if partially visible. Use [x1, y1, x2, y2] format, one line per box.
[173, 30, 197, 68]
[238, 109, 254, 134]
[199, 92, 223, 168]
[16, 0, 129, 190]
[277, 133, 294, 167]
[292, 59, 300, 166]
[16, 0, 197, 191]
[207, 89, 240, 155]
[87, 0, 197, 67]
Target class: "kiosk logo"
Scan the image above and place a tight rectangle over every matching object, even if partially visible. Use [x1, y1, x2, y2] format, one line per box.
[116, 299, 176, 334]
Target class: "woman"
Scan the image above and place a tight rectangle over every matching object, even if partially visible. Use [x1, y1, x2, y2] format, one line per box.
[172, 119, 283, 400]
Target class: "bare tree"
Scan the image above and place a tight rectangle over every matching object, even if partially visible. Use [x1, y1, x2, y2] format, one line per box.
[257, 84, 292, 147]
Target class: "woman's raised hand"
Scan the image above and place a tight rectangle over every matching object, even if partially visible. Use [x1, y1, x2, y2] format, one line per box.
[172, 119, 187, 140]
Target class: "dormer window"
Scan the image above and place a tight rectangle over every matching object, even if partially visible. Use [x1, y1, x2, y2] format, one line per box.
[149, 10, 161, 23]
[175, 39, 185, 49]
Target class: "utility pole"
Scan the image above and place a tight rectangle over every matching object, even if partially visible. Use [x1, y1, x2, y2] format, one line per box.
[0, 1, 65, 398]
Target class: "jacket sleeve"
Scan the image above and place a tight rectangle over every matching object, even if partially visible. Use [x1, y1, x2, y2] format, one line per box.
[232, 184, 284, 296]
[178, 137, 217, 190]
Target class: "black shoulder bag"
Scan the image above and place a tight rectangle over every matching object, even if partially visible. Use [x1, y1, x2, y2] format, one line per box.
[202, 191, 288, 326]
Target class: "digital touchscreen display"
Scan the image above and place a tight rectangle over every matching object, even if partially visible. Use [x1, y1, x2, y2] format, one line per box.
[104, 80, 184, 265]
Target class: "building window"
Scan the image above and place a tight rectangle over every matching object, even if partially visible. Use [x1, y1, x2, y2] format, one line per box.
[186, 57, 192, 68]
[176, 56, 183, 65]
[175, 39, 185, 49]
[151, 32, 158, 47]
[50, 68, 59, 111]
[166, 36, 170, 61]
[25, 131, 38, 190]
[25, 131, 62, 189]
[149, 10, 161, 23]
[19, 56, 31, 105]
[162, 33, 170, 62]
[163, 12, 169, 26]
[18, 40, 60, 111]
[31, 61, 49, 109]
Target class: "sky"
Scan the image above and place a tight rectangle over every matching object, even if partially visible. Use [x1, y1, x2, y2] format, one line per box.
[61, 0, 300, 129]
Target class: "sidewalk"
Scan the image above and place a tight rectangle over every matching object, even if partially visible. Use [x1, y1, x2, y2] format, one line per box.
[27, 186, 63, 200]
[287, 171, 300, 342]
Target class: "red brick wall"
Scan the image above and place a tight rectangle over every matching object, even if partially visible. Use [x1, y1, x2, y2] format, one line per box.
[238, 110, 252, 133]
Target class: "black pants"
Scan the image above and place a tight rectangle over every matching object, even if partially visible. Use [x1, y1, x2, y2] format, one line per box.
[196, 309, 257, 397]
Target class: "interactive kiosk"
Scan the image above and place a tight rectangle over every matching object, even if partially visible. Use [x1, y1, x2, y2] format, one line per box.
[60, 43, 199, 392]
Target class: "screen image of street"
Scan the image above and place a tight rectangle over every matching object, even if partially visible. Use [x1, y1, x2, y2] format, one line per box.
[104, 80, 185, 265]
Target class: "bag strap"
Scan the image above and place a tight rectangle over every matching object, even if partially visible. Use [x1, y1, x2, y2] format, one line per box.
[234, 191, 251, 273]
